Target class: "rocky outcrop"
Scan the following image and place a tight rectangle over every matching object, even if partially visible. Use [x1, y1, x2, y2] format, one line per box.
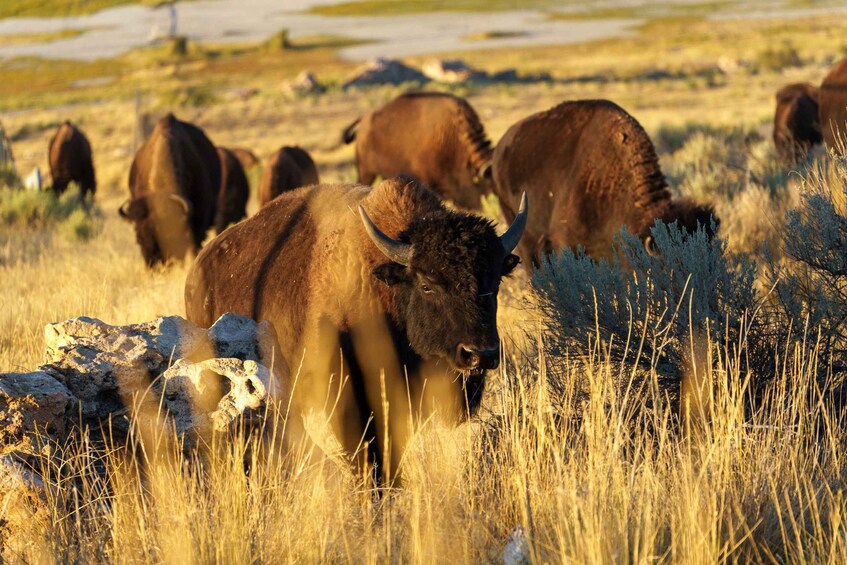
[284, 71, 324, 95]
[1, 313, 285, 453]
[342, 58, 430, 90]
[422, 58, 485, 84]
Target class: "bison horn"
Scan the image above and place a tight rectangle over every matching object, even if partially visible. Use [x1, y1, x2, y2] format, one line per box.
[499, 192, 528, 254]
[118, 199, 131, 219]
[169, 194, 191, 215]
[358, 205, 411, 266]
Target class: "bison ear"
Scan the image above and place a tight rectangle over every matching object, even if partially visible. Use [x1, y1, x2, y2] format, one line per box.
[372, 262, 409, 286]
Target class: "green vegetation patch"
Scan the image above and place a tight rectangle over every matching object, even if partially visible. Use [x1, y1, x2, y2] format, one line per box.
[0, 188, 103, 241]
[462, 30, 528, 42]
[0, 29, 86, 47]
[0, 0, 167, 19]
[308, 0, 562, 16]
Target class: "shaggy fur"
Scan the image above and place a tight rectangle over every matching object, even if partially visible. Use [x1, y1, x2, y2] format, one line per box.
[185, 177, 520, 482]
[773, 83, 822, 163]
[492, 99, 717, 267]
[342, 92, 494, 210]
[215, 147, 250, 233]
[120, 114, 220, 267]
[258, 146, 319, 207]
[48, 121, 96, 197]
[820, 57, 847, 152]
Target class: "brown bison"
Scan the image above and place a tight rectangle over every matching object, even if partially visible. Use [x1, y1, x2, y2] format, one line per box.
[185, 176, 527, 482]
[258, 145, 319, 207]
[231, 147, 260, 172]
[48, 121, 96, 197]
[342, 92, 494, 210]
[120, 114, 221, 267]
[492, 99, 716, 268]
[215, 147, 250, 232]
[773, 83, 821, 163]
[820, 57, 847, 153]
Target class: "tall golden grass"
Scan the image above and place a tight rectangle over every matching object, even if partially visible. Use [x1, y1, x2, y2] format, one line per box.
[5, 322, 845, 563]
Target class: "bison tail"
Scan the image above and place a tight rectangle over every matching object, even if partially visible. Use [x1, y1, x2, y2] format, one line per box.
[341, 118, 360, 144]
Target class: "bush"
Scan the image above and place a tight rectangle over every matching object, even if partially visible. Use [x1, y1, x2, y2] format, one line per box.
[763, 157, 847, 373]
[757, 42, 803, 71]
[0, 188, 103, 240]
[532, 221, 757, 387]
[0, 166, 20, 189]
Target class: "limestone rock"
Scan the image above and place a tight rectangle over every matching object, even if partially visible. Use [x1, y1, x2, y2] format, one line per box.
[422, 58, 485, 84]
[342, 58, 430, 90]
[284, 71, 324, 94]
[161, 357, 279, 444]
[0, 454, 50, 560]
[0, 372, 71, 452]
[34, 313, 284, 443]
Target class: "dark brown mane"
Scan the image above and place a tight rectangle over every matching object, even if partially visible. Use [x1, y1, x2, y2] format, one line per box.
[454, 96, 494, 172]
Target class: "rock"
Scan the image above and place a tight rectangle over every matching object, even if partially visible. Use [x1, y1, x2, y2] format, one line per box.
[0, 454, 50, 560]
[161, 358, 279, 445]
[342, 58, 430, 90]
[422, 58, 485, 84]
[0, 372, 72, 453]
[284, 71, 324, 94]
[502, 525, 531, 565]
[35, 313, 284, 443]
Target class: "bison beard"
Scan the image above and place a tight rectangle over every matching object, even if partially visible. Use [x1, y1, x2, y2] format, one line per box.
[184, 177, 526, 484]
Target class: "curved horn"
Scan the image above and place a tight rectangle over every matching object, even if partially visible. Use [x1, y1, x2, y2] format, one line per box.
[118, 199, 131, 219]
[500, 192, 528, 254]
[358, 205, 411, 266]
[169, 194, 191, 215]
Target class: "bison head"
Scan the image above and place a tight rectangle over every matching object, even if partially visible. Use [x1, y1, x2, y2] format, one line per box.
[774, 83, 822, 163]
[359, 193, 526, 372]
[119, 192, 195, 267]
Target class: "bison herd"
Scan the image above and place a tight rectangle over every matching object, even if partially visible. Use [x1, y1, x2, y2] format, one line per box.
[32, 53, 847, 482]
[773, 55, 847, 163]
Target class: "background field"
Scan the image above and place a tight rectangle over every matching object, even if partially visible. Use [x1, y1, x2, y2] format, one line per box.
[2, 8, 847, 563]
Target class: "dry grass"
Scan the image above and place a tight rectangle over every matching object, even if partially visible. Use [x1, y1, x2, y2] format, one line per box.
[2, 11, 847, 564]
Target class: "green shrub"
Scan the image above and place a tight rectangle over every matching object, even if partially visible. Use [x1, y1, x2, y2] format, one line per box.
[158, 86, 219, 108]
[0, 188, 103, 240]
[0, 166, 20, 189]
[532, 221, 757, 385]
[757, 42, 803, 71]
[763, 158, 847, 373]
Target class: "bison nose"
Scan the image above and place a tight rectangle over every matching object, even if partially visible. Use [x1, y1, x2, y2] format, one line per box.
[456, 344, 500, 371]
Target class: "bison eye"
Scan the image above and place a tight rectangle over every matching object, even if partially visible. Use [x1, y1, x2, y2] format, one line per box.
[502, 254, 520, 276]
[421, 282, 434, 294]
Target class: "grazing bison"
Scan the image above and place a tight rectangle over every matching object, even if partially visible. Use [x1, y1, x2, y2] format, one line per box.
[231, 147, 260, 172]
[120, 114, 220, 266]
[820, 57, 847, 153]
[342, 92, 494, 210]
[185, 176, 527, 482]
[258, 145, 319, 207]
[773, 83, 822, 163]
[48, 121, 96, 197]
[492, 99, 716, 268]
[215, 147, 250, 232]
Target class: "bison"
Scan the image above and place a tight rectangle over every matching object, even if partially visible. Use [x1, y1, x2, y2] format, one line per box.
[258, 145, 319, 207]
[215, 147, 250, 232]
[185, 176, 527, 482]
[773, 83, 821, 163]
[492, 99, 716, 268]
[819, 57, 847, 153]
[48, 121, 96, 198]
[120, 114, 221, 267]
[231, 147, 261, 172]
[342, 92, 494, 210]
